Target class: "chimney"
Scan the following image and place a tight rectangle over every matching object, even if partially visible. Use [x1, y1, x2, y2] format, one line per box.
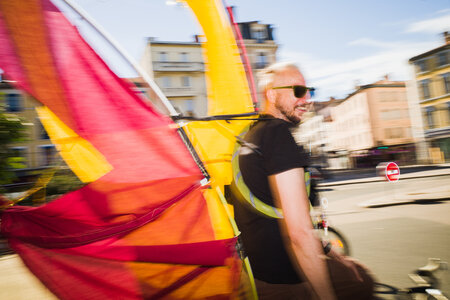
[193, 35, 206, 43]
[383, 74, 389, 81]
[228, 5, 236, 17]
[444, 31, 450, 45]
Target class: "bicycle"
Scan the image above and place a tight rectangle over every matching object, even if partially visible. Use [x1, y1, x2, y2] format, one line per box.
[375, 258, 448, 299]
[311, 197, 351, 256]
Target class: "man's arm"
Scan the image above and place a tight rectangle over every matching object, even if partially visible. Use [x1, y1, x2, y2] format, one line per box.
[269, 167, 337, 300]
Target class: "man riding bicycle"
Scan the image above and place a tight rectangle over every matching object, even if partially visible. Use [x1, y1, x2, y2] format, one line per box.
[232, 62, 374, 300]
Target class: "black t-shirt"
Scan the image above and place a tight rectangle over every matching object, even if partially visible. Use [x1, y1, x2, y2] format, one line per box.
[233, 115, 310, 284]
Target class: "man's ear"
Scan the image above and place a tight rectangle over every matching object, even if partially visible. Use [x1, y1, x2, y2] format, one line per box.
[266, 88, 276, 104]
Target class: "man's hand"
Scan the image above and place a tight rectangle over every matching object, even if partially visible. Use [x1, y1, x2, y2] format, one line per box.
[327, 249, 363, 282]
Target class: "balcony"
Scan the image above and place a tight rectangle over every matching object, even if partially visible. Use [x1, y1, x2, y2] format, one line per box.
[253, 63, 268, 70]
[425, 126, 450, 139]
[153, 61, 204, 72]
[161, 87, 197, 97]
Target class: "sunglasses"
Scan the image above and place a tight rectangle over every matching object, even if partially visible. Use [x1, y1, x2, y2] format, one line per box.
[272, 85, 316, 98]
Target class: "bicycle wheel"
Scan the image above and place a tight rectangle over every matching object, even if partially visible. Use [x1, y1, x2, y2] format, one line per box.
[374, 282, 399, 295]
[315, 226, 351, 256]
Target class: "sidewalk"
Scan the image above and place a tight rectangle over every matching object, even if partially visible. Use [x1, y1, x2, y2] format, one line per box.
[319, 163, 450, 187]
[358, 186, 449, 208]
[0, 254, 56, 300]
[318, 164, 450, 208]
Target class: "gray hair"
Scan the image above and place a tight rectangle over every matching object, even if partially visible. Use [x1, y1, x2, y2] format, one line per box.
[257, 61, 300, 92]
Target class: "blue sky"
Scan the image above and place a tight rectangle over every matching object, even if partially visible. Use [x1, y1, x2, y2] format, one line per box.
[55, 0, 450, 101]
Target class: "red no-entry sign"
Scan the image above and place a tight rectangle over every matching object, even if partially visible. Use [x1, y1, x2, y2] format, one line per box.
[381, 162, 400, 182]
[376, 162, 400, 182]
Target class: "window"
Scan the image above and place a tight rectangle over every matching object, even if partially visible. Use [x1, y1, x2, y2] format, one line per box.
[404, 127, 411, 138]
[396, 91, 406, 102]
[9, 147, 27, 168]
[161, 76, 171, 88]
[379, 91, 393, 102]
[185, 99, 194, 117]
[180, 52, 188, 62]
[419, 79, 431, 99]
[447, 102, 450, 125]
[181, 76, 191, 87]
[415, 60, 428, 73]
[6, 93, 22, 112]
[384, 127, 403, 139]
[379, 109, 405, 120]
[442, 73, 450, 94]
[159, 52, 168, 62]
[256, 53, 267, 69]
[252, 28, 266, 42]
[39, 145, 56, 166]
[424, 106, 435, 129]
[436, 51, 448, 67]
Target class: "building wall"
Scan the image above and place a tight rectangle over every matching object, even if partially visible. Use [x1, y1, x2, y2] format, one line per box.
[142, 41, 208, 117]
[0, 85, 56, 170]
[326, 81, 415, 168]
[366, 86, 414, 147]
[238, 22, 278, 105]
[409, 35, 450, 162]
[329, 92, 373, 152]
[405, 74, 429, 163]
[412, 48, 450, 131]
[140, 21, 279, 116]
[294, 114, 324, 153]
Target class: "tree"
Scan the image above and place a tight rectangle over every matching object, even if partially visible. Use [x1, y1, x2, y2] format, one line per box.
[45, 168, 85, 199]
[0, 104, 26, 187]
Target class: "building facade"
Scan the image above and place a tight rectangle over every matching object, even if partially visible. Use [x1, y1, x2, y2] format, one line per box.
[140, 20, 278, 117]
[328, 78, 415, 168]
[237, 21, 278, 103]
[409, 32, 450, 163]
[140, 39, 207, 117]
[293, 113, 330, 168]
[0, 80, 56, 174]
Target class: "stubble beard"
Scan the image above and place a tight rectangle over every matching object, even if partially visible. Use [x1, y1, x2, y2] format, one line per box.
[275, 100, 301, 125]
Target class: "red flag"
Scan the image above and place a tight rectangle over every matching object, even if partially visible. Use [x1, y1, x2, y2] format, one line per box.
[0, 1, 240, 298]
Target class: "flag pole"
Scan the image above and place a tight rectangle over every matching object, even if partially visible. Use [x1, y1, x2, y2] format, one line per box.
[60, 0, 179, 117]
[59, 0, 212, 180]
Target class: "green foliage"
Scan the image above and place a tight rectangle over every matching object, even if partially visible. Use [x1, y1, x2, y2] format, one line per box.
[45, 168, 85, 197]
[0, 105, 26, 186]
[7, 156, 26, 169]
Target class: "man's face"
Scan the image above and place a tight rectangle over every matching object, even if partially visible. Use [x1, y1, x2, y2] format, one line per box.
[271, 68, 311, 124]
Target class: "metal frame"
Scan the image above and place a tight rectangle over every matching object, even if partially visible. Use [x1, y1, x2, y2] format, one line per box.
[60, 0, 179, 117]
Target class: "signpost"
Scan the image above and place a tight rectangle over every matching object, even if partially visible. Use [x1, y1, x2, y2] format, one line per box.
[377, 162, 400, 182]
[385, 162, 400, 182]
[376, 162, 400, 203]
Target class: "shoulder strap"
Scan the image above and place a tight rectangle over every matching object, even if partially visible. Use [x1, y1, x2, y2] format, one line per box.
[230, 128, 311, 219]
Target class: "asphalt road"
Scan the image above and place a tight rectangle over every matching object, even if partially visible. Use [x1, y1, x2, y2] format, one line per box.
[320, 174, 449, 201]
[322, 165, 450, 183]
[0, 173, 448, 299]
[320, 175, 450, 299]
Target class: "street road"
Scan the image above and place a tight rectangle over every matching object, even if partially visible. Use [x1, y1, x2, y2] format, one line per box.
[0, 175, 448, 299]
[320, 175, 450, 298]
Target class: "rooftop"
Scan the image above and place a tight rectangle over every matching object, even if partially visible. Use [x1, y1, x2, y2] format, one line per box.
[409, 31, 450, 62]
[343, 76, 405, 101]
